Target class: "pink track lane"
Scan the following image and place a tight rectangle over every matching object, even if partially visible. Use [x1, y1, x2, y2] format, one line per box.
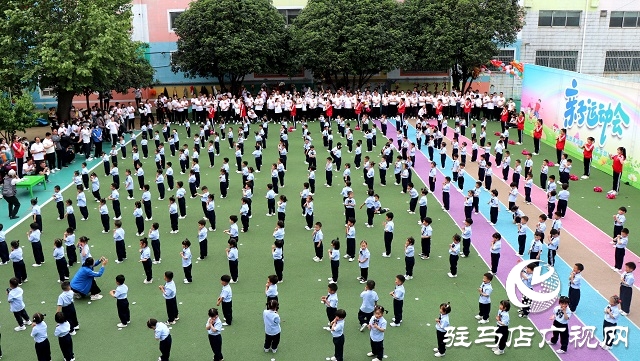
[378, 120, 616, 361]
[451, 129, 640, 289]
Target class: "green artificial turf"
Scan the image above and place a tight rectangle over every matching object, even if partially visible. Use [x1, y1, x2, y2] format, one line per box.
[479, 121, 640, 255]
[0, 121, 557, 361]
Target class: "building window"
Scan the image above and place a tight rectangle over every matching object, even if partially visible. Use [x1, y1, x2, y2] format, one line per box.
[168, 10, 184, 32]
[40, 87, 55, 98]
[610, 11, 639, 28]
[278, 8, 301, 25]
[491, 49, 515, 68]
[538, 10, 581, 27]
[604, 51, 640, 72]
[535, 51, 578, 71]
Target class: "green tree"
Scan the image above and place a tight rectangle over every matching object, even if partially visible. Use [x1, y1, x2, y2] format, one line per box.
[403, 0, 525, 93]
[83, 56, 156, 110]
[171, 0, 287, 95]
[0, 0, 155, 120]
[290, 0, 407, 90]
[0, 92, 37, 141]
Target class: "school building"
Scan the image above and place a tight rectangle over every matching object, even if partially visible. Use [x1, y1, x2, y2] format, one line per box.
[32, 0, 640, 107]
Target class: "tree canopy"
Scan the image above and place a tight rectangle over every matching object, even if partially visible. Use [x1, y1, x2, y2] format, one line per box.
[171, 0, 287, 95]
[0, 92, 37, 141]
[403, 0, 525, 93]
[0, 0, 155, 120]
[290, 0, 407, 90]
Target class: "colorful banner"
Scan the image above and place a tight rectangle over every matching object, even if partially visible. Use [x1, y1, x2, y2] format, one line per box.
[521, 64, 640, 188]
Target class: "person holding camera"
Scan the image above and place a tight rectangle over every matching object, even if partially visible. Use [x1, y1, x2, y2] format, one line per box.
[70, 257, 108, 301]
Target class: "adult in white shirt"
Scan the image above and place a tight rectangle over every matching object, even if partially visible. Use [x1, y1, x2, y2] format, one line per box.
[127, 103, 136, 130]
[30, 137, 45, 163]
[42, 134, 56, 172]
[107, 118, 120, 146]
[80, 125, 92, 159]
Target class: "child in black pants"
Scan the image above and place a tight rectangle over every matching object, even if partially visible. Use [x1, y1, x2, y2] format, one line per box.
[109, 274, 130, 327]
[147, 318, 172, 361]
[217, 275, 233, 326]
[54, 312, 75, 361]
[389, 275, 405, 327]
[56, 282, 79, 332]
[330, 309, 346, 361]
[159, 271, 179, 324]
[548, 296, 572, 354]
[53, 239, 69, 283]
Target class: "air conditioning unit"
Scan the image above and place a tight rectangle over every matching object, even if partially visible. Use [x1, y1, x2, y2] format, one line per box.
[600, 10, 608, 18]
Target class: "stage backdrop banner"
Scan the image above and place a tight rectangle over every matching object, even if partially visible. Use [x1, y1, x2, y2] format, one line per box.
[521, 64, 640, 189]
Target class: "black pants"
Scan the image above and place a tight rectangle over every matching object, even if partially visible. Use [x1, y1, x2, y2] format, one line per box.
[55, 257, 69, 282]
[134, 216, 143, 235]
[478, 302, 491, 320]
[330, 260, 339, 282]
[264, 333, 281, 351]
[209, 334, 223, 361]
[101, 214, 110, 231]
[613, 171, 622, 193]
[547, 202, 555, 218]
[550, 320, 569, 351]
[142, 259, 153, 281]
[170, 213, 178, 231]
[58, 333, 74, 361]
[619, 282, 633, 314]
[182, 264, 192, 283]
[117, 298, 130, 324]
[113, 200, 121, 218]
[491, 252, 500, 274]
[222, 301, 233, 325]
[443, 192, 449, 210]
[151, 239, 161, 262]
[115, 241, 126, 262]
[518, 234, 526, 255]
[540, 173, 548, 189]
[199, 239, 208, 259]
[305, 214, 313, 229]
[370, 339, 384, 360]
[405, 256, 415, 276]
[384, 232, 393, 255]
[274, 259, 284, 282]
[584, 157, 591, 176]
[5, 196, 20, 218]
[35, 338, 51, 361]
[603, 320, 617, 347]
[229, 260, 238, 281]
[547, 249, 557, 267]
[436, 330, 447, 355]
[614, 247, 626, 270]
[59, 304, 78, 330]
[495, 325, 508, 351]
[333, 335, 344, 361]
[568, 287, 580, 312]
[421, 237, 431, 258]
[12, 260, 27, 283]
[393, 298, 404, 323]
[534, 137, 540, 154]
[360, 267, 369, 281]
[357, 310, 374, 326]
[31, 241, 45, 264]
[0, 242, 9, 263]
[13, 309, 29, 326]
[449, 254, 459, 275]
[557, 199, 567, 217]
[75, 205, 87, 220]
[159, 334, 172, 361]
[462, 238, 471, 257]
[314, 242, 323, 259]
[165, 297, 178, 322]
